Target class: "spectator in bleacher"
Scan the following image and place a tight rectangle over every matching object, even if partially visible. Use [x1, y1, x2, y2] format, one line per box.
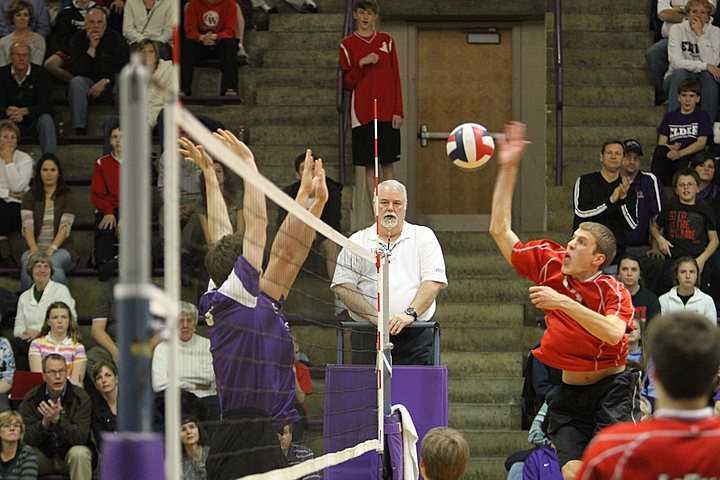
[620, 139, 666, 259]
[650, 169, 719, 296]
[87, 280, 161, 376]
[0, 336, 15, 412]
[664, 0, 720, 124]
[122, 0, 174, 59]
[340, 0, 403, 208]
[85, 0, 123, 32]
[572, 140, 638, 274]
[181, 158, 243, 281]
[13, 252, 77, 370]
[181, 0, 238, 97]
[89, 360, 116, 449]
[250, 0, 316, 14]
[20, 153, 78, 290]
[0, 119, 31, 267]
[90, 125, 120, 281]
[0, 411, 38, 477]
[658, 256, 717, 321]
[67, 6, 129, 136]
[691, 151, 720, 213]
[276, 424, 321, 480]
[618, 255, 661, 328]
[0, 42, 56, 154]
[43, 0, 94, 84]
[151, 301, 219, 420]
[646, 0, 718, 105]
[652, 78, 711, 187]
[0, 1, 44, 66]
[28, 301, 86, 387]
[101, 37, 174, 154]
[278, 151, 343, 279]
[0, 0, 48, 37]
[180, 415, 209, 480]
[21, 354, 94, 480]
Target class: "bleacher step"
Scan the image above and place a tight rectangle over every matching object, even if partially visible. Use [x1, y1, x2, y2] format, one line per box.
[450, 403, 522, 430]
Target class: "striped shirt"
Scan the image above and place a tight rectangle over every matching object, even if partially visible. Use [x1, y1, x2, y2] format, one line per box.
[28, 335, 86, 376]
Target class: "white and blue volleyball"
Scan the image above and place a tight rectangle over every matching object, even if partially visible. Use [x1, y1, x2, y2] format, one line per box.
[446, 123, 495, 170]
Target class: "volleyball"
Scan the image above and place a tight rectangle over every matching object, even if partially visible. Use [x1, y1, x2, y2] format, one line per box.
[446, 123, 495, 170]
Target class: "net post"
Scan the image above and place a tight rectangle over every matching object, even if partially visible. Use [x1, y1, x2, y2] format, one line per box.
[104, 53, 163, 480]
[162, 90, 182, 480]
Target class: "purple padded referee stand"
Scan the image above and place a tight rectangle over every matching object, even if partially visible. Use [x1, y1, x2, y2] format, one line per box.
[100, 433, 164, 479]
[324, 365, 449, 479]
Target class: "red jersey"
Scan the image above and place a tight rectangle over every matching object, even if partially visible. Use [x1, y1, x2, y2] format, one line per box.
[578, 409, 720, 480]
[90, 153, 120, 215]
[339, 30, 403, 127]
[511, 240, 634, 372]
[184, 0, 237, 41]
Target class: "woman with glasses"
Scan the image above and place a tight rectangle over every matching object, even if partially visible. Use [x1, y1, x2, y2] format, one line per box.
[0, 411, 37, 479]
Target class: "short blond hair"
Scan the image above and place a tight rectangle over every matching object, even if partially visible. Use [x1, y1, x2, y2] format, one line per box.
[0, 411, 25, 442]
[420, 427, 469, 480]
[578, 221, 616, 270]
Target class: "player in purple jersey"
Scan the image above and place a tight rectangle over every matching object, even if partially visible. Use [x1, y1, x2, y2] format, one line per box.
[179, 130, 329, 479]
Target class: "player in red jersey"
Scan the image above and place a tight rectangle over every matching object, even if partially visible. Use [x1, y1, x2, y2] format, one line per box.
[577, 311, 720, 479]
[489, 122, 639, 479]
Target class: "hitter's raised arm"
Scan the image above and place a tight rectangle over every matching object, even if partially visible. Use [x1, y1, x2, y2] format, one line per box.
[489, 122, 531, 264]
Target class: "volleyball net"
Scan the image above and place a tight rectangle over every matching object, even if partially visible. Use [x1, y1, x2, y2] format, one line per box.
[156, 106, 396, 479]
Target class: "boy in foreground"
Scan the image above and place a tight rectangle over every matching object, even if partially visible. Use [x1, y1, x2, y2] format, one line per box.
[578, 311, 720, 479]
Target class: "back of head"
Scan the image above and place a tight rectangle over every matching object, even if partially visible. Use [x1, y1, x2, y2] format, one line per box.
[420, 427, 469, 480]
[205, 233, 243, 286]
[646, 311, 720, 399]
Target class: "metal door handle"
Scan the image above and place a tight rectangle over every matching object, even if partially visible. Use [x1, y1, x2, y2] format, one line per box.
[417, 123, 451, 147]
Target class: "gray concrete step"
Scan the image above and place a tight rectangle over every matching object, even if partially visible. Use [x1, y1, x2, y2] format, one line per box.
[433, 302, 525, 327]
[256, 85, 335, 106]
[462, 430, 530, 457]
[562, 105, 663, 126]
[563, 86, 654, 106]
[442, 326, 542, 352]
[464, 457, 514, 480]
[450, 403, 522, 430]
[560, 48, 647, 68]
[444, 254, 515, 279]
[248, 30, 341, 51]
[560, 30, 654, 50]
[444, 351, 525, 376]
[561, 13, 648, 31]
[263, 48, 337, 68]
[449, 376, 524, 403]
[269, 13, 344, 32]
[253, 125, 337, 145]
[438, 277, 533, 303]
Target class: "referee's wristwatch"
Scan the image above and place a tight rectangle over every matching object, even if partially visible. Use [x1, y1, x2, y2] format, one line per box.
[404, 307, 418, 320]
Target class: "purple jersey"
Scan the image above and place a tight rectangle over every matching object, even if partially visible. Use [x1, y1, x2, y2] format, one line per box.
[200, 256, 299, 428]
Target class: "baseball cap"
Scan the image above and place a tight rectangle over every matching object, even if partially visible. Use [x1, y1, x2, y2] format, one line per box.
[623, 139, 643, 157]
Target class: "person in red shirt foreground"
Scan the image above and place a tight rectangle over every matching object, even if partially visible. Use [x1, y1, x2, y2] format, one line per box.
[577, 311, 720, 479]
[489, 122, 639, 480]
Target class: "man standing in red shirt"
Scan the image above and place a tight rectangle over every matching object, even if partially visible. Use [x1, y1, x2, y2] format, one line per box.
[578, 311, 720, 479]
[339, 0, 403, 208]
[489, 122, 639, 480]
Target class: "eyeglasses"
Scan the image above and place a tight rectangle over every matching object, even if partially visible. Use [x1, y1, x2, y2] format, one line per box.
[677, 183, 697, 188]
[44, 369, 67, 376]
[0, 423, 20, 429]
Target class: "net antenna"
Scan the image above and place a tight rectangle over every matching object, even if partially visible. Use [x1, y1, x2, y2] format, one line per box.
[373, 98, 392, 451]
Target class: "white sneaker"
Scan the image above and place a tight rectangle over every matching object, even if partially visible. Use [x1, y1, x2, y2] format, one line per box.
[237, 43, 249, 60]
[714, 122, 720, 144]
